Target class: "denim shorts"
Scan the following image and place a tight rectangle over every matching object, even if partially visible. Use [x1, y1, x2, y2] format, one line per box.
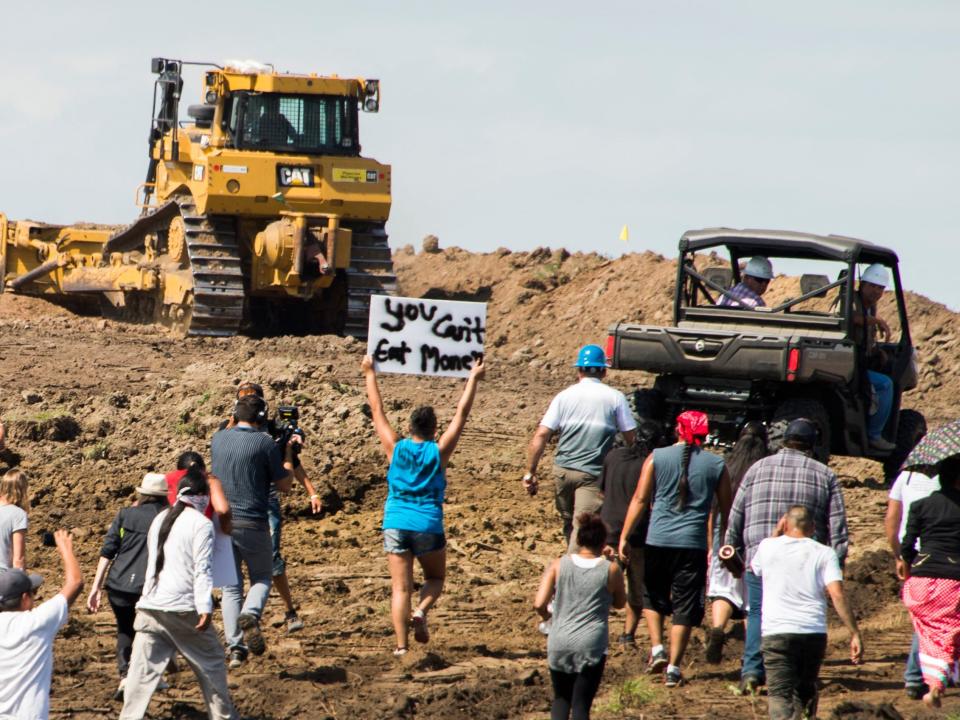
[383, 529, 446, 557]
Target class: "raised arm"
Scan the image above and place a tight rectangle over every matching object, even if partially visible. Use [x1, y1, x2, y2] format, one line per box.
[362, 355, 400, 459]
[54, 530, 83, 606]
[618, 454, 655, 561]
[438, 358, 486, 464]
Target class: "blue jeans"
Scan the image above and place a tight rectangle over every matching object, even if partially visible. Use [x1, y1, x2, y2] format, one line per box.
[743, 571, 765, 682]
[905, 632, 923, 686]
[221, 523, 273, 651]
[268, 495, 285, 577]
[867, 370, 893, 439]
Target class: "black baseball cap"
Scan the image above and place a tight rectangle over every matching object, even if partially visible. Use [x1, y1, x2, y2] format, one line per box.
[784, 418, 817, 444]
[0, 569, 43, 608]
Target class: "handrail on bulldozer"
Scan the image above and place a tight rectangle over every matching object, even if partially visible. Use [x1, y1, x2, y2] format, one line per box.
[135, 182, 158, 210]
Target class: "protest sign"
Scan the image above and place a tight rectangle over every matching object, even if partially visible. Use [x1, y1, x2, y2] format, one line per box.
[366, 295, 487, 378]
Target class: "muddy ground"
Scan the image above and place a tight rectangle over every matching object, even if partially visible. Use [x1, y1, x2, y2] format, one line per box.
[2, 244, 959, 719]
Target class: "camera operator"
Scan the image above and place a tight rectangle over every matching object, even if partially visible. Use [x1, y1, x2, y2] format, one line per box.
[226, 383, 322, 636]
[211, 394, 298, 668]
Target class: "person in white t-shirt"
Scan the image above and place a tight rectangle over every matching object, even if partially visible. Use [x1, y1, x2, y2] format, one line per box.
[751, 506, 863, 720]
[885, 468, 939, 700]
[524, 344, 637, 551]
[120, 467, 238, 720]
[0, 529, 83, 720]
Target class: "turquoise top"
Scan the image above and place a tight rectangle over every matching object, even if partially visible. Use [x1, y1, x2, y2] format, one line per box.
[382, 438, 446, 535]
[645, 444, 725, 550]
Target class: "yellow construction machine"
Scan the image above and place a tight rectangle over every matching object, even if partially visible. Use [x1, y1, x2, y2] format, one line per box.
[0, 57, 395, 336]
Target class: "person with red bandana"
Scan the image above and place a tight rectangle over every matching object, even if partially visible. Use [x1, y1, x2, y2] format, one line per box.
[618, 411, 732, 687]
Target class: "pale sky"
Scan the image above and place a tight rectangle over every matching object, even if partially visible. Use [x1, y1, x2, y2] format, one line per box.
[3, 2, 958, 308]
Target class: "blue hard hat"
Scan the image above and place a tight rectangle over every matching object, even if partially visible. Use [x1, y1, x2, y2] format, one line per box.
[574, 344, 608, 368]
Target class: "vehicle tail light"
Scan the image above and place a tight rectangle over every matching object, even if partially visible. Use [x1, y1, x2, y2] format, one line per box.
[786, 348, 800, 382]
[605, 335, 616, 366]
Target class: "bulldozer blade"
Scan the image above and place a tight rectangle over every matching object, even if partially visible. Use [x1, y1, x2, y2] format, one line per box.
[103, 200, 180, 254]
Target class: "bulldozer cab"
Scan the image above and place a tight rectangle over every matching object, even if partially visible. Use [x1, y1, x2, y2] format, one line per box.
[228, 92, 359, 155]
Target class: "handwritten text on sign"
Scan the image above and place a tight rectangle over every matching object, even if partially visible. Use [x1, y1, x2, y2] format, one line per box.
[367, 295, 487, 378]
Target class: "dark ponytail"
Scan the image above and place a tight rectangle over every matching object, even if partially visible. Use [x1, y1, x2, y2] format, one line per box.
[676, 442, 693, 510]
[154, 465, 208, 583]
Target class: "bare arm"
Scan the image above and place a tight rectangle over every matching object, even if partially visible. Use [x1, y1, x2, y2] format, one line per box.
[826, 580, 863, 664]
[533, 558, 560, 620]
[438, 358, 486, 464]
[55, 530, 83, 606]
[0, 420, 5, 450]
[884, 499, 902, 559]
[715, 467, 732, 540]
[608, 561, 626, 609]
[86, 556, 111, 612]
[361, 355, 400, 460]
[294, 464, 322, 514]
[207, 474, 232, 535]
[618, 454, 655, 561]
[524, 425, 554, 495]
[10, 529, 25, 570]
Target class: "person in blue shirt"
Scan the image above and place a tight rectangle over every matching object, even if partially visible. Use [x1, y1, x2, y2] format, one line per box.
[361, 354, 485, 656]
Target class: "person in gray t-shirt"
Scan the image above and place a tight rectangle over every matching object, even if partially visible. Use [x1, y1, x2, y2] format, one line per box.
[0, 469, 29, 571]
[524, 345, 636, 549]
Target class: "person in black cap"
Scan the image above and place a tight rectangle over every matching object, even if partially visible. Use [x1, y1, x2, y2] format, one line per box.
[0, 529, 83, 719]
[724, 418, 849, 696]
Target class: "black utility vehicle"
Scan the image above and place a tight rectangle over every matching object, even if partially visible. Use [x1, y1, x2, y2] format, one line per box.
[607, 228, 924, 476]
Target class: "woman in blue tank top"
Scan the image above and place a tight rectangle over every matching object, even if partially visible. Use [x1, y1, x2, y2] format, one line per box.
[362, 354, 485, 656]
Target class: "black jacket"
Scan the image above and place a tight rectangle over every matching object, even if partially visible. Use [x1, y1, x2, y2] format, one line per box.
[599, 445, 650, 548]
[902, 487, 960, 581]
[100, 502, 165, 596]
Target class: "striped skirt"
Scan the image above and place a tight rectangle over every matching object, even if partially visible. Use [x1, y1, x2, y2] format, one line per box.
[903, 576, 960, 692]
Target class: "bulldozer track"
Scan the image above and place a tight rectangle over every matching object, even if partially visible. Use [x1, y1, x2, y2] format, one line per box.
[345, 223, 396, 338]
[178, 199, 245, 337]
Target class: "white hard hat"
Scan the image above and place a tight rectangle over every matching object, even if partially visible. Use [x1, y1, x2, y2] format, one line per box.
[861, 263, 888, 288]
[744, 256, 773, 280]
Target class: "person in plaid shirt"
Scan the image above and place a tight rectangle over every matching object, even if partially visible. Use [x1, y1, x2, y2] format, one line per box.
[717, 257, 774, 309]
[724, 418, 849, 695]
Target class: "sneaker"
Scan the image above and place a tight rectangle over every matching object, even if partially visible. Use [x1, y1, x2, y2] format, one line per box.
[617, 633, 636, 647]
[238, 613, 266, 656]
[738, 675, 762, 696]
[392, 647, 408, 657]
[665, 667, 683, 687]
[412, 609, 430, 644]
[285, 611, 304, 633]
[905, 683, 929, 700]
[228, 648, 247, 669]
[869, 437, 896, 452]
[705, 628, 725, 664]
[113, 678, 125, 701]
[646, 648, 668, 675]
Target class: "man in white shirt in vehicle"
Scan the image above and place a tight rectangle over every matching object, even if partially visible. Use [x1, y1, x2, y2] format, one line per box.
[751, 505, 863, 720]
[0, 529, 83, 720]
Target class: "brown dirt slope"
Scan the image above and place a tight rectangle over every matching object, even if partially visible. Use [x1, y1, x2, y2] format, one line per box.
[0, 245, 957, 719]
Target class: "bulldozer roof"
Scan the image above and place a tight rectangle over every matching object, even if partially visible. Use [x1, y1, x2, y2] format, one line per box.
[679, 227, 899, 265]
[218, 67, 368, 97]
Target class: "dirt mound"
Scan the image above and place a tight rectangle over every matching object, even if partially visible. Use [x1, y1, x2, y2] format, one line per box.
[3, 244, 960, 718]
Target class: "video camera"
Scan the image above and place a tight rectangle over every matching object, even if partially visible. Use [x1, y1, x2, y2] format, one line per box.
[273, 405, 305, 459]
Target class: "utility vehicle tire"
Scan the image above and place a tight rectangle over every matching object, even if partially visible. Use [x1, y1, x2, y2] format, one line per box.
[629, 388, 668, 445]
[883, 409, 927, 481]
[768, 398, 831, 464]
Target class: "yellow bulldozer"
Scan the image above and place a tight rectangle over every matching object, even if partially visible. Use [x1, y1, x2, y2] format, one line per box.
[0, 57, 395, 337]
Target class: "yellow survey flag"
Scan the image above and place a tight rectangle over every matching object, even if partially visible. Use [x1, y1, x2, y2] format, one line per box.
[619, 224, 629, 242]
